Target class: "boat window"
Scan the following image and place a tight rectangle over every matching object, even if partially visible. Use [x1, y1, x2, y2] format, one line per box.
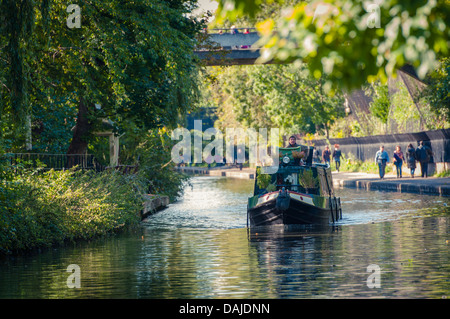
[254, 166, 322, 196]
[275, 168, 320, 195]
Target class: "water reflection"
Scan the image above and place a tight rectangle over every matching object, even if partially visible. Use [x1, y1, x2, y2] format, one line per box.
[0, 177, 448, 299]
[145, 177, 251, 229]
[336, 188, 449, 225]
[247, 218, 450, 298]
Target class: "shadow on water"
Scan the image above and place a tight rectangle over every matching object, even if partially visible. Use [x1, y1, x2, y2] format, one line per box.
[247, 223, 340, 241]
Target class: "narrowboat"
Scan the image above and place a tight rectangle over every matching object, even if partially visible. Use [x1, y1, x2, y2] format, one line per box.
[247, 145, 342, 226]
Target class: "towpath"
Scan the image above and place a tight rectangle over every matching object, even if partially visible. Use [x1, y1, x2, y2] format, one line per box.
[332, 171, 450, 197]
[175, 166, 450, 197]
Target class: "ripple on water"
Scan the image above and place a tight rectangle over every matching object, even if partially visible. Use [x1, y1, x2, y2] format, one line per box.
[0, 177, 449, 299]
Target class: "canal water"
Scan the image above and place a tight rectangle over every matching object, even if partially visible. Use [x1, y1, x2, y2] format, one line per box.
[0, 176, 449, 299]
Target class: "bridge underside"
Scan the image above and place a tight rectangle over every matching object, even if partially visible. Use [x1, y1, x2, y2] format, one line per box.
[195, 49, 274, 66]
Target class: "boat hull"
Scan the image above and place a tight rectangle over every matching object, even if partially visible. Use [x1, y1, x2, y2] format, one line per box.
[247, 191, 340, 227]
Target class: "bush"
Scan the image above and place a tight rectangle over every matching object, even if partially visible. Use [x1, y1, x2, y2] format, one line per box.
[436, 170, 450, 178]
[134, 130, 190, 202]
[0, 167, 143, 255]
[0, 128, 190, 255]
[337, 154, 379, 174]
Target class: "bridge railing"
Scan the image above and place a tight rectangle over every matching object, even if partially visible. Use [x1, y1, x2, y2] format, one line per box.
[206, 27, 257, 34]
[1, 153, 144, 175]
[196, 28, 260, 52]
[195, 45, 254, 52]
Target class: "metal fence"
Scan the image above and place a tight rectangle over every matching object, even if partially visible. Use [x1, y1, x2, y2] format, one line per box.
[2, 153, 103, 171]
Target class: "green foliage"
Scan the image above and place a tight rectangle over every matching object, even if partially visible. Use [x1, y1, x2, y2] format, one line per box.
[266, 182, 277, 192]
[367, 82, 390, 131]
[338, 154, 379, 174]
[360, 76, 446, 136]
[298, 169, 318, 189]
[0, 0, 39, 127]
[89, 125, 190, 201]
[256, 167, 272, 189]
[213, 0, 296, 29]
[421, 57, 450, 122]
[31, 97, 78, 153]
[0, 167, 143, 255]
[0, 125, 190, 255]
[203, 63, 345, 138]
[215, 0, 449, 90]
[207, 65, 273, 131]
[435, 170, 450, 178]
[0, 1, 206, 255]
[135, 129, 190, 202]
[390, 81, 422, 131]
[0, 0, 208, 153]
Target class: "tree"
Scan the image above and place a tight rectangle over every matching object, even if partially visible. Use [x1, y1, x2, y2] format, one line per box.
[205, 66, 273, 131]
[0, 0, 44, 142]
[367, 82, 390, 133]
[421, 57, 450, 122]
[250, 63, 346, 138]
[202, 63, 345, 138]
[1, 0, 207, 155]
[213, 0, 449, 91]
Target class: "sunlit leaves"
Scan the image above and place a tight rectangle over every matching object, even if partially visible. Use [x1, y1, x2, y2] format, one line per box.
[1, 0, 207, 152]
[215, 0, 279, 24]
[203, 63, 345, 137]
[421, 57, 450, 121]
[215, 0, 449, 90]
[368, 82, 390, 125]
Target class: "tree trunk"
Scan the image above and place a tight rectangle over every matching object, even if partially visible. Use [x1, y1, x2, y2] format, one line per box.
[67, 98, 91, 159]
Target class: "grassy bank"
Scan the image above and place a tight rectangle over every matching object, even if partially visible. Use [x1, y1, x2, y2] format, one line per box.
[324, 154, 379, 174]
[0, 167, 145, 255]
[0, 165, 189, 255]
[0, 130, 189, 255]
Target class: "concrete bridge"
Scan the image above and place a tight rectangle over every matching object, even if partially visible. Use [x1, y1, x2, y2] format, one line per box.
[195, 28, 267, 66]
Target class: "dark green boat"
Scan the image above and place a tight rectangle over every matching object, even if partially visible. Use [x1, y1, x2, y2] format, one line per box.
[247, 145, 342, 226]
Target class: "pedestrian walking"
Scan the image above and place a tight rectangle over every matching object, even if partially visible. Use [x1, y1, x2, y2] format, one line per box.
[415, 141, 433, 178]
[405, 143, 417, 178]
[393, 145, 404, 178]
[322, 145, 331, 167]
[313, 149, 321, 163]
[332, 144, 342, 172]
[375, 145, 390, 179]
